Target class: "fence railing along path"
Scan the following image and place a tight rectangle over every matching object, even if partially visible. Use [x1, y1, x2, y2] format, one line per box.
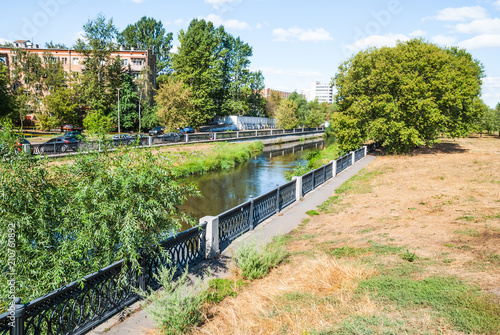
[2, 142, 381, 335]
[23, 127, 325, 158]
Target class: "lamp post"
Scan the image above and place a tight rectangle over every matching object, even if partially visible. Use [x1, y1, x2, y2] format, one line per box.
[117, 88, 121, 134]
[138, 90, 142, 134]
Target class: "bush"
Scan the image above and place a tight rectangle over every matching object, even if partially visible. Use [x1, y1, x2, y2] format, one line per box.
[236, 238, 288, 280]
[137, 266, 206, 335]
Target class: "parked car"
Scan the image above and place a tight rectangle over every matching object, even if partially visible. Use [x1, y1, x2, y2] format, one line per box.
[149, 126, 165, 136]
[36, 137, 78, 154]
[111, 134, 134, 145]
[15, 138, 31, 153]
[161, 132, 181, 142]
[179, 126, 195, 134]
[62, 124, 81, 132]
[62, 131, 85, 142]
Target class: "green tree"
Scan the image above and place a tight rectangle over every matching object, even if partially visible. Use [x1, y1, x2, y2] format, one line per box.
[45, 41, 68, 49]
[74, 14, 123, 115]
[332, 38, 484, 153]
[83, 109, 113, 139]
[111, 73, 139, 130]
[118, 17, 173, 75]
[42, 86, 79, 129]
[264, 90, 282, 118]
[156, 77, 195, 130]
[480, 103, 500, 137]
[288, 92, 309, 125]
[304, 107, 325, 127]
[172, 19, 223, 127]
[276, 99, 298, 129]
[0, 125, 197, 306]
[0, 62, 14, 119]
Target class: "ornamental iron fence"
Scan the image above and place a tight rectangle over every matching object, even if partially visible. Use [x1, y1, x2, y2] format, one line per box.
[7, 141, 377, 335]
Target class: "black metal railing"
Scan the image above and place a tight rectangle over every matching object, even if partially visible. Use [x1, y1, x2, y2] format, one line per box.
[279, 180, 296, 211]
[355, 148, 364, 162]
[0, 312, 10, 335]
[302, 171, 314, 196]
[218, 201, 252, 252]
[336, 153, 352, 175]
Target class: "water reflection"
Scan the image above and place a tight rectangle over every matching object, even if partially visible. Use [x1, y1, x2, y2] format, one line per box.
[179, 140, 324, 229]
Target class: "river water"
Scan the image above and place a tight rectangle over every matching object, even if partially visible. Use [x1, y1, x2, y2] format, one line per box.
[179, 140, 324, 229]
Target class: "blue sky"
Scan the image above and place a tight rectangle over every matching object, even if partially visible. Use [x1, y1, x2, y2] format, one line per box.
[2, 0, 500, 107]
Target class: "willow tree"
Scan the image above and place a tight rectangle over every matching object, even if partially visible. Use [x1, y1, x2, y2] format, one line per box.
[332, 38, 485, 153]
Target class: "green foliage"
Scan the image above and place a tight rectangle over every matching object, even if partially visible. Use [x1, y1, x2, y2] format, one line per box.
[170, 142, 263, 177]
[45, 41, 67, 49]
[42, 86, 79, 128]
[137, 267, 206, 334]
[202, 278, 245, 304]
[480, 105, 500, 136]
[118, 16, 173, 75]
[332, 38, 485, 153]
[306, 210, 320, 216]
[74, 14, 123, 115]
[83, 110, 113, 139]
[172, 18, 264, 123]
[236, 237, 288, 280]
[0, 62, 14, 120]
[329, 246, 369, 258]
[111, 73, 139, 130]
[400, 249, 418, 262]
[276, 99, 299, 129]
[0, 141, 197, 308]
[155, 76, 195, 131]
[358, 275, 500, 334]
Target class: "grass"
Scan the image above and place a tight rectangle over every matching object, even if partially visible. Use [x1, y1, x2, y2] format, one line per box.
[202, 278, 246, 304]
[454, 228, 481, 237]
[358, 275, 500, 334]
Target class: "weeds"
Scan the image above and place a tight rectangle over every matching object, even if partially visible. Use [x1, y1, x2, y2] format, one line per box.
[401, 249, 418, 262]
[136, 266, 207, 335]
[306, 209, 320, 216]
[202, 278, 246, 304]
[235, 237, 288, 280]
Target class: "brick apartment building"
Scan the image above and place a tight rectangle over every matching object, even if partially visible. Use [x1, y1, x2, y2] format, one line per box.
[0, 40, 156, 90]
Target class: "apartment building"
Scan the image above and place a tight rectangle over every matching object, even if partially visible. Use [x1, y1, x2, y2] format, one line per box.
[260, 88, 295, 99]
[301, 81, 335, 104]
[0, 40, 156, 86]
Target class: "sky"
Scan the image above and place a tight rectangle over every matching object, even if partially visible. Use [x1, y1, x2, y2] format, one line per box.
[1, 0, 500, 107]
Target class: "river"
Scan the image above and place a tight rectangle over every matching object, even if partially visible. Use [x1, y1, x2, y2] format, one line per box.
[179, 139, 324, 230]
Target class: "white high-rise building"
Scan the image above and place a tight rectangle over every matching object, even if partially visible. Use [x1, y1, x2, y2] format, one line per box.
[301, 81, 335, 104]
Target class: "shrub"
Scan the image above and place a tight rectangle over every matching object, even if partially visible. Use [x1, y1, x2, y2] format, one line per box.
[137, 266, 206, 335]
[236, 238, 288, 280]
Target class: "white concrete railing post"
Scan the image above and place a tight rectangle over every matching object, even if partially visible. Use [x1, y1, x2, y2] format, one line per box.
[148, 136, 153, 147]
[213, 133, 217, 141]
[292, 176, 303, 201]
[363, 146, 367, 157]
[350, 151, 355, 166]
[236, 131, 239, 138]
[201, 216, 219, 259]
[185, 134, 189, 143]
[331, 160, 337, 176]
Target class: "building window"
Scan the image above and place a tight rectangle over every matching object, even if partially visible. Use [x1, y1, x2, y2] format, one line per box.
[0, 56, 6, 63]
[131, 58, 144, 66]
[122, 59, 128, 66]
[131, 72, 141, 79]
[61, 57, 68, 65]
[72, 58, 79, 65]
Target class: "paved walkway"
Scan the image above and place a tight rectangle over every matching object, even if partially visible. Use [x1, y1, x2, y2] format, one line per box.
[89, 154, 376, 335]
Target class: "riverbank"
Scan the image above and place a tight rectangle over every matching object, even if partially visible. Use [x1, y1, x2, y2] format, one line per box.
[196, 135, 500, 334]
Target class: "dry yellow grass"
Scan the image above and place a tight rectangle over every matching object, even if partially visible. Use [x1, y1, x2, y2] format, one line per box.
[193, 135, 500, 335]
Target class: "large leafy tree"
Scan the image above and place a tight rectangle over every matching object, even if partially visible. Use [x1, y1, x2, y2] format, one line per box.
[42, 86, 79, 129]
[332, 38, 485, 153]
[118, 17, 173, 75]
[74, 14, 123, 115]
[172, 19, 222, 126]
[111, 73, 139, 130]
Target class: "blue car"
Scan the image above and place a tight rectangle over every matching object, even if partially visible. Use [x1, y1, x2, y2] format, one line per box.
[179, 127, 195, 134]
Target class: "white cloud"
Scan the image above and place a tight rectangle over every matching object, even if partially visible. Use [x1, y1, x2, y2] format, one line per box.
[431, 35, 457, 45]
[256, 23, 262, 29]
[482, 76, 500, 107]
[458, 34, 500, 49]
[427, 6, 488, 22]
[494, 0, 500, 11]
[272, 27, 333, 42]
[345, 33, 410, 51]
[203, 14, 249, 29]
[409, 30, 426, 37]
[0, 37, 12, 45]
[73, 30, 86, 43]
[171, 45, 179, 54]
[204, 0, 241, 10]
[455, 18, 500, 34]
[130, 0, 144, 3]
